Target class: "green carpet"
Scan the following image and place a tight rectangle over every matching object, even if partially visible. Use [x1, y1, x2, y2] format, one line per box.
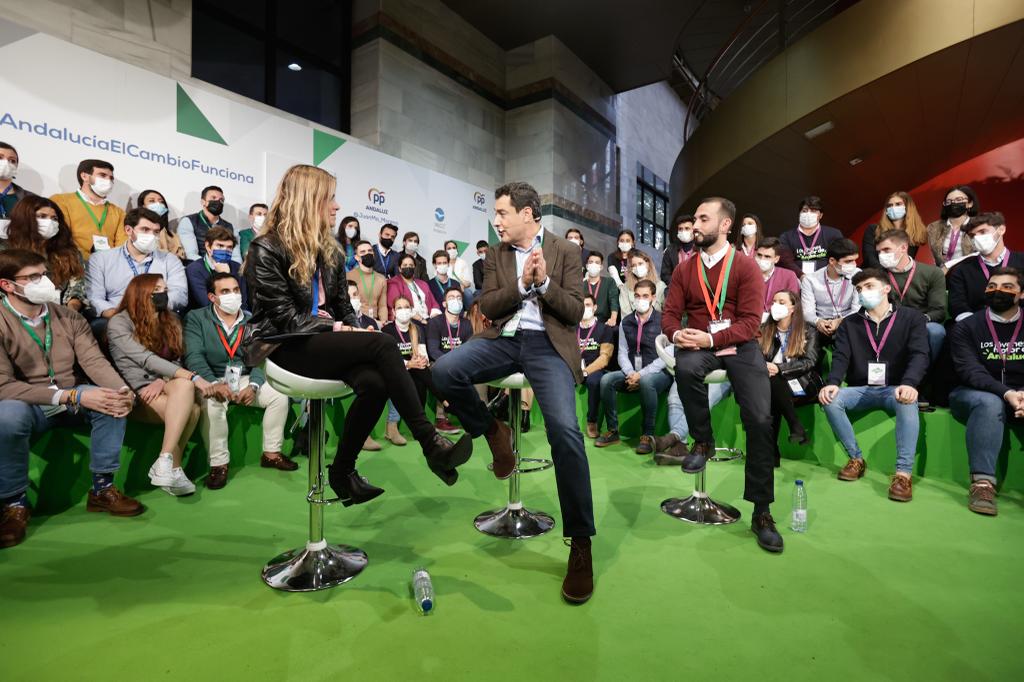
[2, 400, 1023, 681]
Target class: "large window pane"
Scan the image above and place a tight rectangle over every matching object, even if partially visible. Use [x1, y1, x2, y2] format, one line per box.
[643, 220, 654, 245]
[276, 0, 346, 67]
[642, 189, 654, 222]
[655, 196, 666, 228]
[192, 14, 266, 102]
[275, 49, 342, 131]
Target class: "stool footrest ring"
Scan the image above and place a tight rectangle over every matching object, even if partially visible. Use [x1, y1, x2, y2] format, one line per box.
[486, 457, 553, 475]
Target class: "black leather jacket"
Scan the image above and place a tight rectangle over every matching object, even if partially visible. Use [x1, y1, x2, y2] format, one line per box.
[762, 321, 822, 379]
[242, 234, 358, 366]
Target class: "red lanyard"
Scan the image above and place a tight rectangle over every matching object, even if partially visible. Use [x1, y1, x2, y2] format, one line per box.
[697, 248, 736, 321]
[864, 310, 898, 361]
[945, 227, 961, 262]
[984, 311, 1023, 378]
[798, 227, 821, 253]
[216, 323, 244, 359]
[979, 250, 1010, 280]
[887, 262, 916, 301]
[825, 275, 849, 316]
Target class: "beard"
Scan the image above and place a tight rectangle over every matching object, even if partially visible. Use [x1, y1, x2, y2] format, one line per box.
[693, 229, 717, 250]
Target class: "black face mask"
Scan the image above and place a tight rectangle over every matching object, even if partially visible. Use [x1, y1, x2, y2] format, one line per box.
[380, 237, 394, 249]
[360, 253, 374, 268]
[985, 290, 1019, 313]
[151, 291, 169, 312]
[206, 200, 224, 216]
[400, 267, 416, 279]
[946, 203, 968, 218]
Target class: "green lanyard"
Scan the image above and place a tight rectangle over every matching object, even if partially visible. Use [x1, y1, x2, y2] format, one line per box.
[74, 192, 109, 233]
[199, 211, 212, 228]
[358, 269, 376, 300]
[3, 298, 55, 383]
[203, 257, 213, 274]
[698, 247, 737, 318]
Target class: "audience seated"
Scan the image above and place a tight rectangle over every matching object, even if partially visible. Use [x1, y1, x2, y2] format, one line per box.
[650, 378, 733, 466]
[426, 288, 473, 434]
[583, 251, 619, 326]
[861, 191, 928, 269]
[402, 231, 429, 281]
[948, 212, 1024, 321]
[926, 185, 978, 272]
[380, 296, 430, 446]
[472, 240, 488, 290]
[237, 203, 267, 260]
[875, 228, 947, 362]
[346, 281, 380, 331]
[372, 223, 399, 278]
[608, 229, 636, 281]
[386, 253, 440, 322]
[779, 195, 843, 277]
[177, 185, 239, 263]
[0, 142, 34, 238]
[577, 294, 615, 438]
[136, 189, 185, 261]
[427, 249, 463, 305]
[617, 249, 665, 316]
[754, 237, 801, 319]
[347, 240, 388, 325]
[336, 216, 361, 272]
[51, 158, 125, 260]
[185, 226, 249, 310]
[800, 237, 860, 345]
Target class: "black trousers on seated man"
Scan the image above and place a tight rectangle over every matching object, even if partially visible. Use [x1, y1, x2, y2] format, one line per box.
[674, 339, 775, 504]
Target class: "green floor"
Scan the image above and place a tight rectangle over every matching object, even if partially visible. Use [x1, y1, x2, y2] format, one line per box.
[2, 402, 1024, 681]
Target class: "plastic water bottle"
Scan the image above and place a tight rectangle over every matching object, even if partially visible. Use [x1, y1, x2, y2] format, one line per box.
[412, 568, 434, 614]
[791, 480, 808, 532]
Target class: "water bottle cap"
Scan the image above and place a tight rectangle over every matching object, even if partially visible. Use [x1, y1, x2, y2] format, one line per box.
[421, 599, 433, 612]
[796, 479, 804, 485]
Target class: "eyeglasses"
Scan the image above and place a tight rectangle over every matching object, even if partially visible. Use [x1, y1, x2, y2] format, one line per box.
[943, 199, 968, 206]
[12, 271, 52, 283]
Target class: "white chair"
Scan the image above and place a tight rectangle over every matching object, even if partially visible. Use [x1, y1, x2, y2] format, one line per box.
[474, 373, 555, 538]
[260, 359, 368, 591]
[654, 334, 741, 525]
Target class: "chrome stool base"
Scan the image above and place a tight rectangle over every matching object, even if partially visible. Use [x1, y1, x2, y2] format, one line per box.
[262, 541, 368, 592]
[474, 504, 555, 539]
[661, 493, 741, 525]
[709, 446, 744, 463]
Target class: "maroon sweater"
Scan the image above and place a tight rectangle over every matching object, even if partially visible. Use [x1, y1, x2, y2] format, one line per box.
[662, 245, 765, 348]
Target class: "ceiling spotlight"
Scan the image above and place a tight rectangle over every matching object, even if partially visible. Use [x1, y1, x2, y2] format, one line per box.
[287, 63, 302, 71]
[849, 157, 863, 166]
[803, 121, 834, 139]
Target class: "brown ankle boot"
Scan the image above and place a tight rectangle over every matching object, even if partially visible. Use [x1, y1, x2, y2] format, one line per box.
[561, 537, 594, 604]
[485, 419, 515, 479]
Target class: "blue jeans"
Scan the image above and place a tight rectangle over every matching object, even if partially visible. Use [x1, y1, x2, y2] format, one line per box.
[584, 369, 606, 425]
[432, 331, 595, 537]
[949, 386, 1021, 482]
[0, 395, 127, 498]
[599, 369, 673, 436]
[926, 322, 946, 365]
[666, 379, 732, 441]
[822, 385, 920, 473]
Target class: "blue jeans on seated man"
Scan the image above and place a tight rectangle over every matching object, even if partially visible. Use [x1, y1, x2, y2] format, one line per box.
[666, 379, 732, 442]
[925, 321, 946, 365]
[599, 369, 673, 436]
[0, 393, 127, 499]
[949, 386, 1022, 484]
[431, 330, 595, 538]
[822, 385, 920, 474]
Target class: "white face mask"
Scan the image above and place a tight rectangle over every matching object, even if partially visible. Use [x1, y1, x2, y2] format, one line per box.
[132, 231, 158, 254]
[878, 251, 900, 270]
[632, 264, 649, 278]
[858, 288, 884, 310]
[436, 264, 449, 276]
[447, 248, 459, 261]
[840, 262, 858, 278]
[446, 299, 463, 315]
[755, 257, 774, 273]
[395, 308, 413, 324]
[678, 229, 693, 243]
[344, 226, 357, 239]
[618, 241, 632, 254]
[585, 263, 602, 278]
[568, 237, 581, 246]
[770, 302, 790, 321]
[90, 176, 113, 197]
[0, 159, 18, 180]
[799, 211, 819, 229]
[18, 276, 60, 305]
[252, 215, 266, 230]
[634, 298, 652, 314]
[349, 297, 362, 315]
[36, 218, 60, 240]
[217, 293, 243, 315]
[582, 306, 595, 321]
[406, 242, 419, 254]
[741, 224, 757, 237]
[973, 232, 998, 256]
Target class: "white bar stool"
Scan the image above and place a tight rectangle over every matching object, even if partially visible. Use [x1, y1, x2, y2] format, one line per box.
[474, 373, 555, 538]
[260, 359, 369, 591]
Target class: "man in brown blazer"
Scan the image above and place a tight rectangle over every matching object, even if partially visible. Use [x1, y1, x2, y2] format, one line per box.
[432, 182, 595, 605]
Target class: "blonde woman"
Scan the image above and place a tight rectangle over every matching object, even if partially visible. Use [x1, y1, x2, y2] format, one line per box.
[616, 248, 666, 315]
[861, 191, 927, 269]
[242, 165, 471, 505]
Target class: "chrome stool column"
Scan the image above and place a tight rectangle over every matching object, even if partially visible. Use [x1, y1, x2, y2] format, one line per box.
[474, 373, 555, 538]
[260, 360, 368, 591]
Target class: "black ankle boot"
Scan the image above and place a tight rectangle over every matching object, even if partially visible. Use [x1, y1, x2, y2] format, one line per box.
[328, 466, 384, 507]
[422, 432, 473, 474]
[487, 392, 509, 421]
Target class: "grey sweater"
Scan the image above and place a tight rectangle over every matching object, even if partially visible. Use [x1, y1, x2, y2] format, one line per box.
[107, 311, 184, 390]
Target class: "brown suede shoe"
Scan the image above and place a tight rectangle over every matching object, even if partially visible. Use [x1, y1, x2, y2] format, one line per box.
[585, 422, 599, 439]
[207, 465, 229, 490]
[837, 457, 866, 481]
[86, 485, 144, 517]
[561, 537, 594, 604]
[261, 453, 299, 471]
[0, 504, 30, 548]
[652, 432, 680, 454]
[485, 419, 515, 480]
[654, 440, 690, 466]
[888, 474, 913, 502]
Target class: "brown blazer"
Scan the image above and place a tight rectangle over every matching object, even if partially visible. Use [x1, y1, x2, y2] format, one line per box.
[926, 219, 976, 266]
[476, 229, 586, 384]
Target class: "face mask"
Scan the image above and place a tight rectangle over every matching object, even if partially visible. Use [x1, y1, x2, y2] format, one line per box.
[400, 266, 416, 279]
[395, 308, 413, 324]
[90, 176, 113, 197]
[886, 205, 907, 221]
[946, 203, 968, 218]
[360, 253, 374, 268]
[0, 160, 16, 180]
[380, 237, 394, 249]
[446, 299, 464, 315]
[568, 237, 581, 246]
[840, 262, 858, 278]
[145, 202, 168, 217]
[36, 218, 60, 240]
[151, 291, 169, 312]
[132, 231, 158, 254]
[985, 290, 1019, 314]
[634, 298, 652, 314]
[741, 224, 757, 237]
[477, 251, 486, 259]
[217, 293, 242, 315]
[678, 230, 693, 243]
[770, 303, 790, 321]
[632, 264, 648, 278]
[447, 248, 459, 261]
[799, 211, 819, 229]
[17, 276, 60, 305]
[436, 264, 449, 276]
[349, 297, 362, 315]
[858, 288, 884, 310]
[252, 215, 266, 229]
[618, 241, 631, 254]
[405, 242, 419, 254]
[878, 252, 902, 270]
[211, 249, 233, 264]
[582, 306, 595, 321]
[756, 257, 774, 273]
[206, 200, 224, 216]
[344, 226, 357, 239]
[973, 233, 997, 256]
[586, 263, 602, 278]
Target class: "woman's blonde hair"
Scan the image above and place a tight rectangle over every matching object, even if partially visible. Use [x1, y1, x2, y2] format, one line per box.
[878, 191, 927, 246]
[624, 248, 657, 289]
[263, 164, 339, 286]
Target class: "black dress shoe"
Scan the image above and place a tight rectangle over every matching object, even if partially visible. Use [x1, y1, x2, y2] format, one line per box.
[423, 433, 473, 474]
[680, 441, 713, 474]
[751, 512, 784, 553]
[290, 425, 309, 458]
[788, 430, 810, 445]
[521, 409, 531, 433]
[328, 467, 385, 507]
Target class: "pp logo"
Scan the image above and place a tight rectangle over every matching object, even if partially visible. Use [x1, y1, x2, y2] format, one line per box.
[473, 192, 486, 206]
[368, 188, 386, 206]
[434, 208, 445, 222]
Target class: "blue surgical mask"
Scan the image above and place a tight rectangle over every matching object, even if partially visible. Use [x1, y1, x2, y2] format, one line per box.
[446, 299, 463, 315]
[212, 249, 233, 264]
[858, 289, 884, 310]
[145, 201, 168, 217]
[885, 205, 907, 221]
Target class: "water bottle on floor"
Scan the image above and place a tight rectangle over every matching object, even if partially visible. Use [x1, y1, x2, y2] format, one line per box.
[412, 567, 434, 614]
[791, 480, 807, 532]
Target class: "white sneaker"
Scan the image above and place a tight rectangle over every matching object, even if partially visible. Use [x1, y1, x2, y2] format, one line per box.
[162, 467, 196, 497]
[148, 453, 175, 487]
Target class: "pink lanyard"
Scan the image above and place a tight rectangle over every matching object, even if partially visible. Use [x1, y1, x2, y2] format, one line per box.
[979, 250, 1010, 280]
[798, 227, 821, 253]
[763, 271, 776, 309]
[864, 310, 898, 361]
[678, 247, 693, 265]
[636, 314, 647, 354]
[577, 323, 597, 348]
[945, 228, 961, 262]
[825, 275, 849, 317]
[586, 279, 601, 300]
[446, 319, 462, 347]
[984, 312, 1023, 379]
[887, 262, 917, 301]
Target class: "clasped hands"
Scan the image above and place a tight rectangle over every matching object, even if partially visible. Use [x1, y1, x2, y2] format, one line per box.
[672, 328, 713, 351]
[520, 248, 548, 290]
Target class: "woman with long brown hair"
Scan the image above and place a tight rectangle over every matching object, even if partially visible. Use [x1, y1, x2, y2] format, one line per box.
[243, 164, 471, 505]
[861, 191, 928, 269]
[107, 274, 210, 495]
[2, 196, 87, 311]
[758, 290, 821, 465]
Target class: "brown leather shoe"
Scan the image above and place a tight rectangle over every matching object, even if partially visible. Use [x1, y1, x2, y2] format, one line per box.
[585, 422, 599, 439]
[561, 537, 594, 604]
[653, 432, 680, 454]
[0, 504, 30, 548]
[207, 465, 229, 490]
[86, 485, 144, 517]
[362, 436, 382, 452]
[654, 440, 690, 466]
[888, 474, 913, 502]
[485, 419, 515, 480]
[261, 453, 299, 471]
[837, 457, 866, 481]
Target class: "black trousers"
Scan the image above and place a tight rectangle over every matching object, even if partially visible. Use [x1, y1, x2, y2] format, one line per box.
[270, 332, 434, 470]
[674, 340, 775, 504]
[768, 374, 808, 454]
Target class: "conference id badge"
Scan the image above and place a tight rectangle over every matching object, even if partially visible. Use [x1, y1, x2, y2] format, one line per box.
[92, 235, 110, 251]
[867, 362, 887, 386]
[500, 311, 522, 337]
[634, 354, 643, 371]
[224, 363, 243, 393]
[802, 260, 816, 275]
[708, 319, 731, 335]
[0, 218, 10, 239]
[788, 379, 806, 396]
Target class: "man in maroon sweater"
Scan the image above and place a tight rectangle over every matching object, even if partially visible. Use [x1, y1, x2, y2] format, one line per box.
[662, 197, 782, 553]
